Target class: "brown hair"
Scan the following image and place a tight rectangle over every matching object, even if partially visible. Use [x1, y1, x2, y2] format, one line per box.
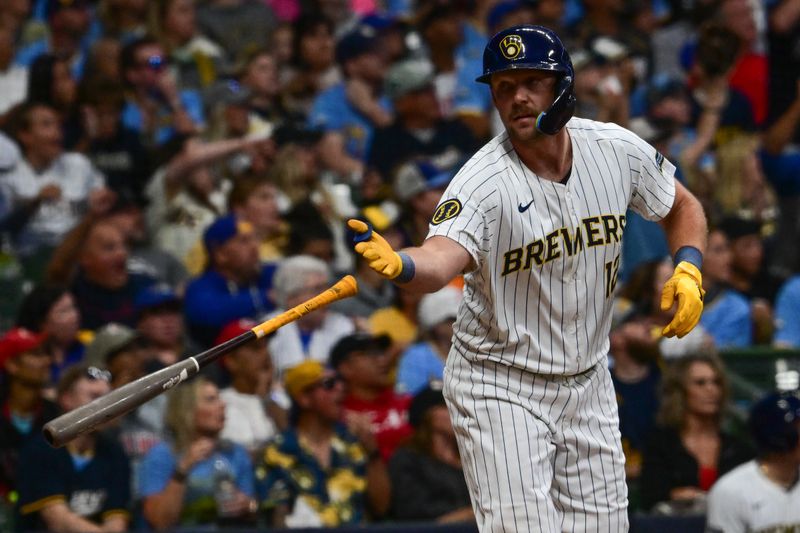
[227, 173, 273, 210]
[657, 353, 730, 429]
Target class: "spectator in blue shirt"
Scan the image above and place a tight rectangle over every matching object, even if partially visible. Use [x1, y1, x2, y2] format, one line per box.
[774, 275, 800, 348]
[307, 24, 391, 183]
[139, 376, 257, 530]
[14, 0, 93, 79]
[396, 286, 461, 395]
[119, 37, 204, 148]
[183, 214, 276, 348]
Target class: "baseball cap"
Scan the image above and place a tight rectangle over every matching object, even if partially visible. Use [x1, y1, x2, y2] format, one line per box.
[385, 59, 435, 101]
[83, 323, 140, 367]
[393, 159, 456, 202]
[0, 328, 47, 367]
[283, 359, 326, 400]
[329, 332, 391, 369]
[203, 215, 254, 254]
[135, 284, 181, 315]
[718, 216, 762, 240]
[335, 25, 379, 64]
[418, 286, 462, 332]
[408, 380, 447, 428]
[214, 318, 257, 345]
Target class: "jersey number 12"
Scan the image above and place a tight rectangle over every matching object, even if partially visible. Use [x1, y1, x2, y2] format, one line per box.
[604, 254, 621, 299]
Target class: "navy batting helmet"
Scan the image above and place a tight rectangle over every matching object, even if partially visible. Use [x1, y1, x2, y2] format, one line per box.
[477, 25, 576, 135]
[749, 392, 800, 454]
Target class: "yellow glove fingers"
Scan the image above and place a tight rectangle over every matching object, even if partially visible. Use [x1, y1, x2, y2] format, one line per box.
[362, 248, 382, 261]
[660, 280, 676, 312]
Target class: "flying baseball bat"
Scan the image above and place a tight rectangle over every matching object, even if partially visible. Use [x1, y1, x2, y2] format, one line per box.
[43, 275, 358, 448]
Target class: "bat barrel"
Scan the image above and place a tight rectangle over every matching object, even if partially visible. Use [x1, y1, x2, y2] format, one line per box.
[43, 358, 200, 447]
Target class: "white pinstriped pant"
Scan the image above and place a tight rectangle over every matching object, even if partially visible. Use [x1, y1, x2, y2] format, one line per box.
[443, 354, 629, 533]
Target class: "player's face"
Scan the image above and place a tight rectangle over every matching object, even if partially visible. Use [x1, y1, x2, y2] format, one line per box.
[684, 362, 723, 418]
[491, 69, 558, 142]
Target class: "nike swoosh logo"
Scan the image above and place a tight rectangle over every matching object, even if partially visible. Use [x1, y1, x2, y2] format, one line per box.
[518, 200, 534, 213]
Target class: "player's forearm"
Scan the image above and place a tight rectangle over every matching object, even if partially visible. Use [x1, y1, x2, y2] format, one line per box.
[659, 182, 708, 258]
[399, 238, 471, 293]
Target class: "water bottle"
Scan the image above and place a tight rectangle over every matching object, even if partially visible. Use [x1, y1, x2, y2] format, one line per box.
[213, 457, 238, 521]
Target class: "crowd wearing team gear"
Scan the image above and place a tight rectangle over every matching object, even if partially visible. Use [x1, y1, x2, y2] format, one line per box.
[0, 0, 799, 531]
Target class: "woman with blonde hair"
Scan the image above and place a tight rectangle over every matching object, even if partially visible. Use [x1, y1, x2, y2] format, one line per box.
[138, 376, 257, 529]
[640, 353, 752, 512]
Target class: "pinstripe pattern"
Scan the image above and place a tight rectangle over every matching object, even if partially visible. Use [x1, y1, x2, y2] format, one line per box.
[428, 117, 676, 532]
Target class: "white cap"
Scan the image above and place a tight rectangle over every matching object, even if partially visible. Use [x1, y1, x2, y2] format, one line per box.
[418, 286, 462, 332]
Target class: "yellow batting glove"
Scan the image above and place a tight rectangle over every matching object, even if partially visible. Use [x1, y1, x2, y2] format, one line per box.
[660, 261, 705, 338]
[347, 219, 407, 280]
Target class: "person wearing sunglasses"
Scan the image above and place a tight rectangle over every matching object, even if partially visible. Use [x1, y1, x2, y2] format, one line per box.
[119, 37, 205, 147]
[255, 359, 390, 528]
[639, 353, 753, 513]
[16, 363, 131, 532]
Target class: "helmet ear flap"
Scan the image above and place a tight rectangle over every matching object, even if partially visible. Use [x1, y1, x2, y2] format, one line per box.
[535, 74, 577, 135]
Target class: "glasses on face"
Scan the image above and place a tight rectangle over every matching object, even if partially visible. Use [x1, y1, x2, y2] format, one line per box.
[140, 55, 167, 72]
[85, 366, 112, 382]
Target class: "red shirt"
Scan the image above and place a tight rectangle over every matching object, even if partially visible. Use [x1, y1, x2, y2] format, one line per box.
[698, 465, 718, 491]
[342, 388, 413, 462]
[729, 52, 768, 126]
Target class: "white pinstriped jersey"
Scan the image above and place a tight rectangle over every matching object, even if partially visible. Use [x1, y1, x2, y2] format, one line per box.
[427, 117, 676, 376]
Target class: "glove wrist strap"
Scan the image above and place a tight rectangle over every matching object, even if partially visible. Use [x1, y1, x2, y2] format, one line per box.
[674, 246, 703, 270]
[395, 252, 416, 284]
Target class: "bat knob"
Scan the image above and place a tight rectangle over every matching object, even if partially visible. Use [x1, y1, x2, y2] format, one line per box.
[351, 222, 373, 244]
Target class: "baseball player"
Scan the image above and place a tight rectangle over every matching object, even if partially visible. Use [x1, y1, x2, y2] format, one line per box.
[706, 392, 800, 533]
[349, 25, 707, 532]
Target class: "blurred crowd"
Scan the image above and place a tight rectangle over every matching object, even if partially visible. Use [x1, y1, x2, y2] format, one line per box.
[0, 0, 799, 531]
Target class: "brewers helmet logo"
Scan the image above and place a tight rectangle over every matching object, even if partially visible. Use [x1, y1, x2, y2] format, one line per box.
[499, 35, 524, 60]
[431, 199, 462, 225]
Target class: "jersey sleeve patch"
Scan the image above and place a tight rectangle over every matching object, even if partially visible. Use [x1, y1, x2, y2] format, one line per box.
[655, 151, 665, 172]
[431, 199, 462, 225]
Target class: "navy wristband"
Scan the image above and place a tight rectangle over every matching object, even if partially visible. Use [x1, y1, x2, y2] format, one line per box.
[674, 246, 703, 270]
[395, 252, 416, 284]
